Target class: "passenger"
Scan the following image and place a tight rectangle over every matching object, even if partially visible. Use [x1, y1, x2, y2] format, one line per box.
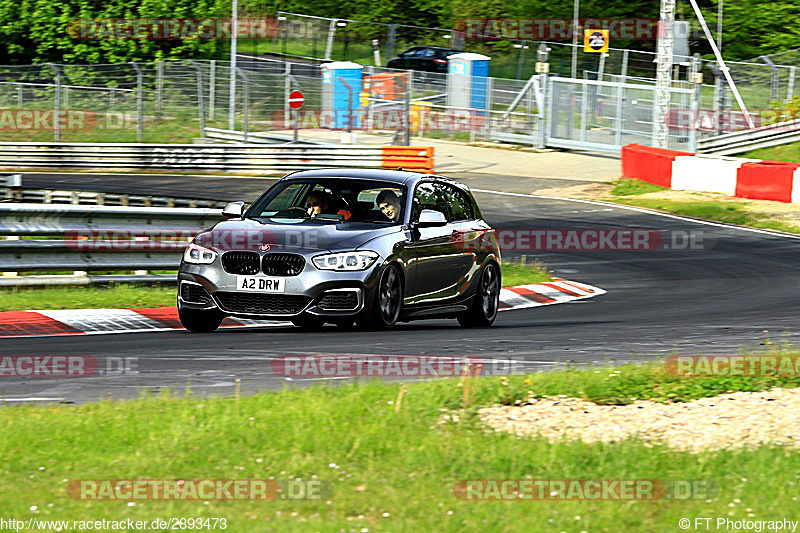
[376, 190, 402, 223]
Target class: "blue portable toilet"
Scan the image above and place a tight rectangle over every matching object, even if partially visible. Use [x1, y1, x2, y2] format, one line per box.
[321, 61, 363, 129]
[446, 53, 491, 111]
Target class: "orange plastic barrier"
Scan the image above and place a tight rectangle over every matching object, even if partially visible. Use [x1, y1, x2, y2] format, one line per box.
[621, 144, 692, 187]
[736, 161, 799, 203]
[381, 146, 434, 174]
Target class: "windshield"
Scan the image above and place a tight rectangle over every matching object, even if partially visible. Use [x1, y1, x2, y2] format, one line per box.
[248, 179, 407, 225]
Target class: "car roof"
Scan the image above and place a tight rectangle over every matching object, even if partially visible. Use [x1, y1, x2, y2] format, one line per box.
[281, 168, 467, 189]
[405, 46, 459, 51]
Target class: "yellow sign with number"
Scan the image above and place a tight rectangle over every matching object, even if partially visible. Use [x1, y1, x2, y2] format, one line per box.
[584, 29, 609, 53]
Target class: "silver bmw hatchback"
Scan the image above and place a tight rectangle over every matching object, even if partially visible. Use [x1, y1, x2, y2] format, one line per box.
[177, 169, 501, 331]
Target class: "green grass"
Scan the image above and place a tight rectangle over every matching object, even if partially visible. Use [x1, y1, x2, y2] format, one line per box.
[0, 263, 550, 311]
[611, 197, 800, 234]
[3, 361, 800, 531]
[0, 284, 176, 311]
[742, 140, 800, 162]
[605, 179, 800, 234]
[609, 178, 668, 196]
[500, 260, 551, 286]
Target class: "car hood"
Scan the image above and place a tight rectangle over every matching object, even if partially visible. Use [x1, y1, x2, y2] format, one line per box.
[195, 217, 400, 254]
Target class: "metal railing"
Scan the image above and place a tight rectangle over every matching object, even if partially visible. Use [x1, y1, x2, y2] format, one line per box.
[697, 118, 800, 155]
[0, 203, 222, 272]
[0, 142, 410, 172]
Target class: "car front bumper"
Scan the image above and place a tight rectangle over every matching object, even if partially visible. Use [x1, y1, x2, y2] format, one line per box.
[177, 260, 382, 320]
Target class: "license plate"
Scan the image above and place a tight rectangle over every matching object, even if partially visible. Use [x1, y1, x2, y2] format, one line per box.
[236, 276, 285, 293]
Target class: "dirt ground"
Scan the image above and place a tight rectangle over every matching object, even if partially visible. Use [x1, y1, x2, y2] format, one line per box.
[535, 182, 800, 228]
[473, 388, 800, 453]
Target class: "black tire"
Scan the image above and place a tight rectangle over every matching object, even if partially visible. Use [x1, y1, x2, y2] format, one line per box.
[458, 262, 500, 328]
[179, 307, 224, 333]
[291, 313, 325, 330]
[356, 263, 403, 330]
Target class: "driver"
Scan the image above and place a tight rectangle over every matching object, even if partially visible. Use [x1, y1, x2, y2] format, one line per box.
[376, 190, 402, 223]
[305, 191, 334, 218]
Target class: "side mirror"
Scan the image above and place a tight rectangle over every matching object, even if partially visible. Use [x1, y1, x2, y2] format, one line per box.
[417, 209, 447, 228]
[222, 201, 245, 219]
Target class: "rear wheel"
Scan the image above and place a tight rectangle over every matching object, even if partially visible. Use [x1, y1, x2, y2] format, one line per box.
[357, 263, 403, 329]
[458, 262, 500, 328]
[179, 307, 224, 333]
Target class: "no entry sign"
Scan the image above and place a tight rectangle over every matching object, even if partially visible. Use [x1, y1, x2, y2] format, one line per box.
[288, 90, 304, 110]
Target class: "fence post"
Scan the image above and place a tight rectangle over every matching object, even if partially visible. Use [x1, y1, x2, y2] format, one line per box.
[689, 54, 702, 152]
[189, 61, 207, 139]
[237, 68, 250, 142]
[209, 60, 216, 121]
[48, 64, 62, 142]
[788, 66, 796, 104]
[759, 55, 779, 103]
[16, 85, 22, 108]
[284, 62, 291, 129]
[324, 18, 337, 60]
[485, 76, 493, 142]
[386, 25, 396, 63]
[614, 50, 629, 148]
[404, 73, 412, 145]
[130, 62, 144, 142]
[366, 65, 374, 131]
[156, 60, 164, 121]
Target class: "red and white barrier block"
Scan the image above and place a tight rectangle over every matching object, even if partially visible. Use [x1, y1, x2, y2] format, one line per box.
[621, 144, 800, 203]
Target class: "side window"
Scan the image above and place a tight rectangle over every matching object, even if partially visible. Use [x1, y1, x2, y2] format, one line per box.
[444, 185, 474, 221]
[413, 182, 448, 221]
[422, 49, 435, 57]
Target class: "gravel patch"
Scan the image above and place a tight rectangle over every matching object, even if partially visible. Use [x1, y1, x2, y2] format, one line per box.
[476, 388, 800, 453]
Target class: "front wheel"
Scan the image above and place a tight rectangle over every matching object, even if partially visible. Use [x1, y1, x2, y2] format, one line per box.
[179, 307, 224, 332]
[458, 262, 500, 328]
[357, 263, 403, 330]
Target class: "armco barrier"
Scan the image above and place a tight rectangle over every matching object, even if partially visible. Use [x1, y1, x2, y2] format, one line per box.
[0, 143, 435, 174]
[621, 145, 692, 187]
[621, 143, 800, 203]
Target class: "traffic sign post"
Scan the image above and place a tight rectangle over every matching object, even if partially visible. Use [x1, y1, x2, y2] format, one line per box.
[288, 90, 304, 142]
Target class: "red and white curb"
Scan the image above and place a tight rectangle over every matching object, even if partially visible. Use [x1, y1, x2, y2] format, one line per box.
[499, 277, 605, 311]
[0, 278, 604, 338]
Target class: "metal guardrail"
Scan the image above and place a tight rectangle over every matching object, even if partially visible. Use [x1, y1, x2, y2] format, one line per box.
[0, 204, 222, 236]
[0, 142, 397, 172]
[697, 118, 800, 155]
[0, 204, 223, 272]
[204, 128, 327, 146]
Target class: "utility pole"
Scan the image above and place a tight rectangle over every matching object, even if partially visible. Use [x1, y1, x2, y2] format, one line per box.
[653, 0, 675, 147]
[228, 0, 238, 130]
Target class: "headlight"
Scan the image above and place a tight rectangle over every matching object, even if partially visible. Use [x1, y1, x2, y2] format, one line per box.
[183, 243, 217, 264]
[312, 251, 379, 271]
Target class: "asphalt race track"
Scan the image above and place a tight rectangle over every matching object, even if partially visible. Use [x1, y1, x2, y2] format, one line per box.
[2, 172, 800, 403]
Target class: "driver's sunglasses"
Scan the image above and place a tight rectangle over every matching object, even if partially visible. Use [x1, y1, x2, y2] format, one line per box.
[306, 201, 321, 207]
